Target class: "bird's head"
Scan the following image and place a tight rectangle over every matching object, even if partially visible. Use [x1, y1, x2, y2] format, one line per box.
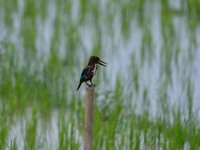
[88, 56, 107, 67]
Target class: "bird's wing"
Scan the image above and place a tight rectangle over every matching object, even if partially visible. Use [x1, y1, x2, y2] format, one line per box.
[80, 66, 92, 81]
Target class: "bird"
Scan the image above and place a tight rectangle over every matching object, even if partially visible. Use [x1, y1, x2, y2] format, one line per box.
[77, 56, 107, 91]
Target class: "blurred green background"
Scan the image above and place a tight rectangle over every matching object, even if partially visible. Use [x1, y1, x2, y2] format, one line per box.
[0, 0, 200, 149]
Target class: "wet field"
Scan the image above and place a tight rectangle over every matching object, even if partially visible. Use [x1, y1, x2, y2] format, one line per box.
[0, 0, 200, 149]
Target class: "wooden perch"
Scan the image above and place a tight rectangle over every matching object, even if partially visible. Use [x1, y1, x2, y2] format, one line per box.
[84, 85, 95, 150]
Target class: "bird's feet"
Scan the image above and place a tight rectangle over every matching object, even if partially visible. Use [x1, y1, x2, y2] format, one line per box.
[85, 81, 96, 88]
[90, 80, 95, 87]
[85, 82, 91, 87]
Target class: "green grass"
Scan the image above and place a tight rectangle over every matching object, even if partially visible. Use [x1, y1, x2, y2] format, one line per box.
[0, 0, 200, 149]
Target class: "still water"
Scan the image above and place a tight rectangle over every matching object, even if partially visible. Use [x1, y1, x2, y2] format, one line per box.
[1, 0, 200, 149]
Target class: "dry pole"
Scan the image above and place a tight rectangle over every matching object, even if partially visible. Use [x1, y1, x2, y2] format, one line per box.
[84, 86, 94, 150]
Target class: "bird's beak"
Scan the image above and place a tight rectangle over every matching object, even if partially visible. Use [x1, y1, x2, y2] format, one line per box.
[97, 60, 107, 67]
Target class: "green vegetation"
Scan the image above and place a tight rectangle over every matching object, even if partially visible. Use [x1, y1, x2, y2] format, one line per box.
[0, 0, 200, 149]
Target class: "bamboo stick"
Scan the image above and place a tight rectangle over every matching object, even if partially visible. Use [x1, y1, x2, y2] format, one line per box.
[84, 86, 94, 150]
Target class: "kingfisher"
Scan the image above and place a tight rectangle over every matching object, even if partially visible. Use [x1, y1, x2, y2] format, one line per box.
[77, 56, 107, 91]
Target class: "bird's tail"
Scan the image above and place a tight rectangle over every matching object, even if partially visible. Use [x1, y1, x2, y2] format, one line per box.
[77, 81, 82, 91]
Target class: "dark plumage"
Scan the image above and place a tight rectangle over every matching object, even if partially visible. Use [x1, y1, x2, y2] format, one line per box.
[77, 56, 107, 91]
